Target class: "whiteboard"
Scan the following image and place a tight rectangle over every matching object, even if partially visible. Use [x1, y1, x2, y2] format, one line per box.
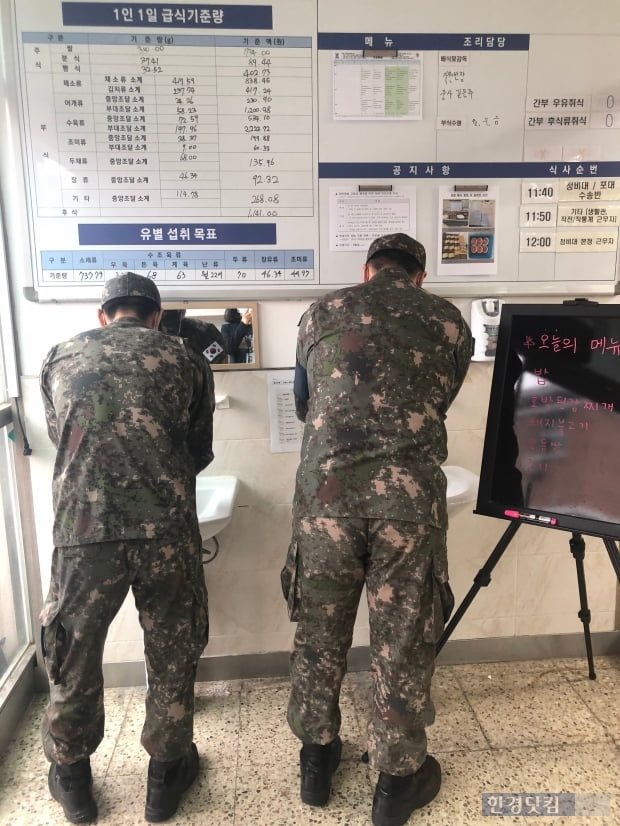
[1, 0, 620, 301]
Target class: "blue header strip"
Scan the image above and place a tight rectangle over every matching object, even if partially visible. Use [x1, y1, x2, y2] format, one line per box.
[23, 32, 310, 47]
[62, 3, 273, 29]
[318, 33, 529, 51]
[41, 248, 315, 268]
[319, 162, 620, 179]
[77, 224, 277, 245]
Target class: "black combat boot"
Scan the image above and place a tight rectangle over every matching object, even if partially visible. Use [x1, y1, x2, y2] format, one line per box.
[145, 742, 199, 823]
[299, 735, 342, 806]
[48, 758, 98, 824]
[372, 755, 441, 826]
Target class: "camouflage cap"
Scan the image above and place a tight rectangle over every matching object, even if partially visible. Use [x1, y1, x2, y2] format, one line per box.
[366, 233, 426, 271]
[101, 272, 161, 309]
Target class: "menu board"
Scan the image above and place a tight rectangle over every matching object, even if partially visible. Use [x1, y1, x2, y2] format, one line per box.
[476, 302, 620, 540]
[2, 1, 620, 300]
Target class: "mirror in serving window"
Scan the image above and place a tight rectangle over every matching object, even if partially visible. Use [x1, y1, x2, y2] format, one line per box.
[159, 301, 259, 370]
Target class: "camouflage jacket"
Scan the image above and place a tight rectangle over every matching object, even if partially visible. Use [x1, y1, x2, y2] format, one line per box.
[293, 268, 473, 528]
[180, 317, 227, 364]
[40, 317, 215, 546]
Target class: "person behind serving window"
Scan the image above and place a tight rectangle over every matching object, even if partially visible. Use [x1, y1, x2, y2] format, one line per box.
[220, 307, 253, 363]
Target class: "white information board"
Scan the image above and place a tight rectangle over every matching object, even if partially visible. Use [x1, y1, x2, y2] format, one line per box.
[1, 0, 620, 300]
[267, 370, 304, 453]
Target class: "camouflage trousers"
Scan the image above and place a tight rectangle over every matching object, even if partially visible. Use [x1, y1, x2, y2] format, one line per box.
[283, 516, 454, 776]
[40, 533, 209, 765]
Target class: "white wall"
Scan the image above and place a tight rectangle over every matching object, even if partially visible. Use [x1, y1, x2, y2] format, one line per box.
[15, 291, 619, 665]
[2, 0, 616, 662]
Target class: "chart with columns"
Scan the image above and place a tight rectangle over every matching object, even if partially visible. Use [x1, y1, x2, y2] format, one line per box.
[3, 0, 620, 300]
[23, 32, 313, 220]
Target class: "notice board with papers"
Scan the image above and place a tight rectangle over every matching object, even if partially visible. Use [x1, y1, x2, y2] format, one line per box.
[1, 0, 620, 301]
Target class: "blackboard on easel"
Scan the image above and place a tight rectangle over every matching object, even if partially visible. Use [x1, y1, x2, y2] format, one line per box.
[476, 301, 620, 540]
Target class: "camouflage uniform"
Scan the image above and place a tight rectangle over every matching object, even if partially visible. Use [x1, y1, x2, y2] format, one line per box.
[283, 237, 472, 775]
[40, 308, 214, 765]
[160, 310, 227, 364]
[180, 316, 227, 364]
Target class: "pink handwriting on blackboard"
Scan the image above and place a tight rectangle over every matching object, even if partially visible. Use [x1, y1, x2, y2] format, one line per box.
[530, 397, 613, 412]
[522, 333, 620, 355]
[553, 395, 580, 405]
[526, 419, 589, 434]
[522, 334, 577, 352]
[590, 337, 620, 355]
[529, 416, 566, 431]
[534, 367, 549, 385]
[583, 401, 614, 412]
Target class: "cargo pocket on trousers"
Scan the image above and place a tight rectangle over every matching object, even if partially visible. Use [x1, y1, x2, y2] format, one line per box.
[40, 601, 68, 685]
[190, 572, 210, 659]
[423, 575, 455, 645]
[280, 539, 301, 622]
[193, 597, 209, 659]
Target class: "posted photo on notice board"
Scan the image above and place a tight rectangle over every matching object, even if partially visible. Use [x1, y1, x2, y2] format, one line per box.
[436, 185, 499, 276]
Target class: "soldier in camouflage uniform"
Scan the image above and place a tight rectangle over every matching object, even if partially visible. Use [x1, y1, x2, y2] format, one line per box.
[159, 309, 228, 364]
[39, 273, 214, 824]
[282, 234, 473, 826]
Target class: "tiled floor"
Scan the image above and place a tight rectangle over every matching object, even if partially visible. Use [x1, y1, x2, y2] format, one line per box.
[0, 656, 618, 826]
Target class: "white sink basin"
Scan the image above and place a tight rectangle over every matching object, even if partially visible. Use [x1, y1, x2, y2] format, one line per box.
[196, 475, 239, 539]
[442, 465, 479, 509]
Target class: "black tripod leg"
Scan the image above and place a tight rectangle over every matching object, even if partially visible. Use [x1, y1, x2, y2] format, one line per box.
[436, 520, 520, 655]
[569, 533, 596, 680]
[602, 538, 620, 582]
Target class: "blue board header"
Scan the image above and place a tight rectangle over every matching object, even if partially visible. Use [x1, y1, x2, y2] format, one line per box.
[77, 223, 277, 245]
[62, 3, 273, 29]
[319, 162, 620, 179]
[318, 33, 529, 51]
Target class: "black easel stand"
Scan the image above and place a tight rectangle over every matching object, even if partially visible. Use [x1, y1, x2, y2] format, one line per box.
[436, 522, 620, 680]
